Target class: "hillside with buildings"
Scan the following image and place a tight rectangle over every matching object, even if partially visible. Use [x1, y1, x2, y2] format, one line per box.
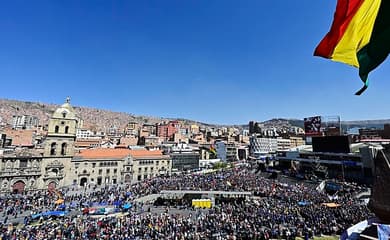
[0, 98, 209, 131]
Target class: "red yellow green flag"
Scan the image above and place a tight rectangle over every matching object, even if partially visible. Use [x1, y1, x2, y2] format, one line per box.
[314, 0, 390, 95]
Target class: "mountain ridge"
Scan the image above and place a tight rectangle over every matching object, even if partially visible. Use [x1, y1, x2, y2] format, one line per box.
[1, 98, 389, 131]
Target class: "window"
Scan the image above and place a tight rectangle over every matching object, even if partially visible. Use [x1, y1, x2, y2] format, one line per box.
[126, 167, 130, 172]
[137, 175, 141, 181]
[114, 169, 117, 174]
[65, 126, 69, 134]
[19, 160, 28, 168]
[106, 169, 110, 174]
[50, 142, 57, 155]
[54, 126, 59, 133]
[98, 169, 102, 175]
[92, 163, 96, 168]
[61, 143, 67, 155]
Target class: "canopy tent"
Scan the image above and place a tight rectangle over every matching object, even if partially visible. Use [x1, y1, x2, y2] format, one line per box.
[42, 211, 68, 217]
[122, 203, 132, 210]
[298, 201, 311, 206]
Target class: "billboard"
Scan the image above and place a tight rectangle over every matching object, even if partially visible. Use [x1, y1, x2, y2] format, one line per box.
[304, 116, 322, 136]
[312, 136, 351, 153]
[304, 115, 341, 137]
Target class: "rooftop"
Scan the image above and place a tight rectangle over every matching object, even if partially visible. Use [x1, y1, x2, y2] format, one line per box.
[75, 148, 164, 159]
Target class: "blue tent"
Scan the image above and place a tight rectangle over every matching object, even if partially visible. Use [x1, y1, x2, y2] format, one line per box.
[113, 200, 122, 206]
[31, 213, 42, 219]
[57, 204, 66, 210]
[42, 211, 68, 217]
[298, 201, 310, 206]
[122, 203, 132, 210]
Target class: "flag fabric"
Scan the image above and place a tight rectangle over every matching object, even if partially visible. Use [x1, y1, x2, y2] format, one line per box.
[314, 0, 390, 95]
[377, 224, 390, 240]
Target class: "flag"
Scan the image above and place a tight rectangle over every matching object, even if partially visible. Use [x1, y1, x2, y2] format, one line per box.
[314, 0, 390, 95]
[377, 224, 390, 240]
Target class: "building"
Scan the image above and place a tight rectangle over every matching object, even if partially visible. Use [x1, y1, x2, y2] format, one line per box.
[130, 150, 171, 182]
[157, 121, 180, 140]
[170, 143, 200, 171]
[141, 124, 157, 136]
[12, 115, 39, 130]
[3, 129, 36, 148]
[75, 139, 102, 149]
[73, 148, 171, 185]
[76, 129, 96, 139]
[226, 143, 238, 162]
[290, 137, 305, 148]
[0, 149, 43, 193]
[0, 98, 79, 192]
[124, 121, 139, 136]
[277, 138, 291, 152]
[249, 136, 278, 157]
[37, 97, 79, 190]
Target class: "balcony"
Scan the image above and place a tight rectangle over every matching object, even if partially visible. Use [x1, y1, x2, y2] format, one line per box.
[0, 168, 41, 177]
[42, 173, 65, 180]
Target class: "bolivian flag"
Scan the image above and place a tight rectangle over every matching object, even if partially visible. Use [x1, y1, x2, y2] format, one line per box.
[314, 0, 390, 95]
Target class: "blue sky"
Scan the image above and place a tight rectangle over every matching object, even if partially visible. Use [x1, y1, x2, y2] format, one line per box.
[1, 0, 389, 124]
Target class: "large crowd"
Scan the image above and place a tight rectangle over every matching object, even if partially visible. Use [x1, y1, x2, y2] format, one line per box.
[0, 165, 373, 239]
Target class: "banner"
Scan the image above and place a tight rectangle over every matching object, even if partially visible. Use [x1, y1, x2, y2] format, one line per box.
[304, 116, 322, 136]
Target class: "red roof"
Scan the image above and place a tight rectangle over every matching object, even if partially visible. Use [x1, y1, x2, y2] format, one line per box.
[76, 148, 163, 159]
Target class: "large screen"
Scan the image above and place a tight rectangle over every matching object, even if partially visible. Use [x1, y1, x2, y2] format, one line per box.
[312, 136, 350, 153]
[304, 116, 322, 136]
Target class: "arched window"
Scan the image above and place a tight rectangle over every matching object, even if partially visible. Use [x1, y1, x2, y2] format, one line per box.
[65, 126, 69, 134]
[54, 126, 59, 133]
[50, 142, 57, 155]
[61, 143, 67, 155]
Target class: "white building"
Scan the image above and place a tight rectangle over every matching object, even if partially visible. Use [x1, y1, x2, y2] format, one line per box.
[76, 129, 97, 139]
[12, 115, 39, 130]
[250, 136, 278, 157]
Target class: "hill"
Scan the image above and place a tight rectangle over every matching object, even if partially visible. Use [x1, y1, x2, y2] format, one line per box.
[0, 98, 209, 131]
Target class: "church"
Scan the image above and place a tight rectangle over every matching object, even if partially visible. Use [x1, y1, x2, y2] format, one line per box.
[0, 98, 171, 193]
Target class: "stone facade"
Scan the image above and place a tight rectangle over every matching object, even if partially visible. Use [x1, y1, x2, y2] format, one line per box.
[0, 99, 172, 193]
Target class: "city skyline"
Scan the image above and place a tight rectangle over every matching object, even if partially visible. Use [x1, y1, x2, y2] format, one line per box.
[1, 1, 390, 124]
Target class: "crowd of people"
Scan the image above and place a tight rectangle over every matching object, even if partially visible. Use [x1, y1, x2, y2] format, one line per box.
[0, 164, 373, 239]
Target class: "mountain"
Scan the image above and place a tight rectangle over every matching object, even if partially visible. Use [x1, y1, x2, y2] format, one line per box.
[0, 98, 210, 131]
[246, 118, 390, 132]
